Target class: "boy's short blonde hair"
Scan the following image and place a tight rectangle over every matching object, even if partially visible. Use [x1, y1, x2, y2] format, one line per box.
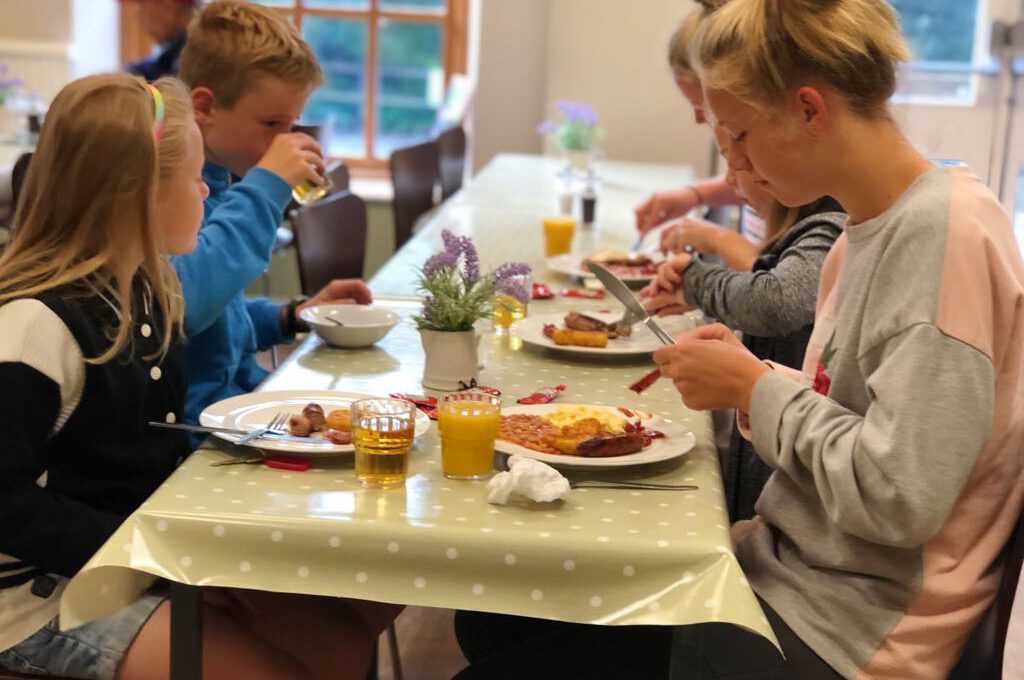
[179, 0, 323, 108]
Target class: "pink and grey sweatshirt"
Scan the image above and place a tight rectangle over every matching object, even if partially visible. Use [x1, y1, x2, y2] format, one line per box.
[739, 167, 1024, 679]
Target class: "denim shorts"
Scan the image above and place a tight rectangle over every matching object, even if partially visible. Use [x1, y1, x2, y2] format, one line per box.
[0, 592, 165, 680]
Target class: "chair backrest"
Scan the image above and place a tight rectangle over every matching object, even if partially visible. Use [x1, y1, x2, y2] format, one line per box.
[436, 124, 467, 201]
[389, 140, 438, 251]
[328, 162, 351, 193]
[291, 191, 368, 296]
[948, 506, 1024, 680]
[11, 152, 32, 214]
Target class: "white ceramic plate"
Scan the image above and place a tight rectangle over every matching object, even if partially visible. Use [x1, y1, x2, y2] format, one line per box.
[495, 403, 695, 468]
[546, 253, 663, 285]
[199, 390, 430, 457]
[510, 311, 696, 356]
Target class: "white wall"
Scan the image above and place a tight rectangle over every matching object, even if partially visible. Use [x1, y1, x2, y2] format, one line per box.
[469, 0, 550, 173]
[70, 0, 119, 79]
[470, 0, 711, 175]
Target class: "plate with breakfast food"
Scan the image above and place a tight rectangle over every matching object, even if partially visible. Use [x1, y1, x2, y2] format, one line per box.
[496, 404, 695, 468]
[546, 250, 663, 285]
[199, 390, 431, 456]
[511, 310, 696, 356]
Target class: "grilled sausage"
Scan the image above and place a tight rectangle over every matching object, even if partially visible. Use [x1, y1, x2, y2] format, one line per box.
[564, 312, 609, 333]
[288, 414, 313, 437]
[575, 432, 645, 458]
[325, 428, 352, 445]
[302, 403, 326, 431]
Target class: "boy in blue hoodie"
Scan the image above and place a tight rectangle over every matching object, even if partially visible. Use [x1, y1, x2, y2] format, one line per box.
[175, 0, 372, 427]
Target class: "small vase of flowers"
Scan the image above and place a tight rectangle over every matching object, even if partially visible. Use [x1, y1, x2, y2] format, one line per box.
[537, 100, 601, 178]
[415, 230, 531, 390]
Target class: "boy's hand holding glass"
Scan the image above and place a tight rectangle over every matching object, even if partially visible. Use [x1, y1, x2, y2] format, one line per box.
[255, 131, 327, 199]
[653, 323, 769, 412]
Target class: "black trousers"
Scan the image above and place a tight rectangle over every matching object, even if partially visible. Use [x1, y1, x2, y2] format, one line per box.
[452, 598, 845, 680]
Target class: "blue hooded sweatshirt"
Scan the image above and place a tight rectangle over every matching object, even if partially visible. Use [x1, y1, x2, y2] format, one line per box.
[172, 163, 294, 427]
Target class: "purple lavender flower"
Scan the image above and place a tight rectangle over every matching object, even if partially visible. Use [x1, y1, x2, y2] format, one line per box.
[555, 101, 598, 125]
[536, 121, 558, 135]
[438, 229, 480, 283]
[495, 278, 531, 304]
[441, 229, 457, 252]
[423, 250, 458, 277]
[493, 262, 532, 280]
[462, 240, 480, 283]
[421, 295, 436, 322]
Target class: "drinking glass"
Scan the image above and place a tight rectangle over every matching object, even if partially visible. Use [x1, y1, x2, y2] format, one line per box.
[352, 398, 416, 488]
[291, 175, 334, 206]
[542, 216, 576, 257]
[438, 392, 501, 480]
[492, 274, 531, 334]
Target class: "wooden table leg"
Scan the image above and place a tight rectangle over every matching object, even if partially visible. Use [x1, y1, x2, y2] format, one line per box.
[169, 582, 203, 680]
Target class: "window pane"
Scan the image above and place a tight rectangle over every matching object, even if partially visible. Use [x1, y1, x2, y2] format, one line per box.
[890, 0, 980, 104]
[303, 0, 371, 9]
[247, 0, 291, 6]
[891, 0, 979, 64]
[374, 19, 444, 159]
[302, 16, 368, 158]
[379, 0, 445, 12]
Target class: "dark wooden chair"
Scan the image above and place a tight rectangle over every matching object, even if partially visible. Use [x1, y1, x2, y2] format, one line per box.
[389, 140, 438, 251]
[291, 191, 368, 296]
[948, 506, 1024, 679]
[327, 162, 351, 193]
[436, 124, 467, 201]
[10, 152, 33, 215]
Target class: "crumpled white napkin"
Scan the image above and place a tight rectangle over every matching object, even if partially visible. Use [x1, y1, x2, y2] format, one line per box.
[487, 455, 571, 505]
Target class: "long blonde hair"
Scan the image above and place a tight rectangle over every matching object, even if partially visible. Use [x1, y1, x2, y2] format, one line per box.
[694, 0, 910, 117]
[667, 0, 721, 76]
[0, 73, 193, 364]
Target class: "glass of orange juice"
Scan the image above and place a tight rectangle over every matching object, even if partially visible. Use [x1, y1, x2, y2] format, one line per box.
[542, 216, 576, 257]
[438, 392, 502, 480]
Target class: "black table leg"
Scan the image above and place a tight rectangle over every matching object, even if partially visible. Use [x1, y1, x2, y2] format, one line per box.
[169, 582, 203, 680]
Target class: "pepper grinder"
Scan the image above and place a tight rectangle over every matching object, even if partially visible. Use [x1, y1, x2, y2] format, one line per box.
[581, 177, 597, 226]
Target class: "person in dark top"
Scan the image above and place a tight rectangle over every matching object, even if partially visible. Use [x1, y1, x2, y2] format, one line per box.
[644, 132, 845, 522]
[0, 72, 394, 680]
[121, 0, 196, 81]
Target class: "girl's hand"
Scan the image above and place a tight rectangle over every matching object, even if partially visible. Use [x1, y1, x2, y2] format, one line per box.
[653, 324, 768, 411]
[643, 290, 690, 317]
[635, 187, 700, 235]
[644, 253, 693, 296]
[660, 217, 721, 255]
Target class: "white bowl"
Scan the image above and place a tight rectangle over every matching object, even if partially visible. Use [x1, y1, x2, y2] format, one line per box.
[299, 304, 400, 348]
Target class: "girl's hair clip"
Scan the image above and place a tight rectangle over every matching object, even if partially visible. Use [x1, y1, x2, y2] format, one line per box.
[144, 83, 165, 143]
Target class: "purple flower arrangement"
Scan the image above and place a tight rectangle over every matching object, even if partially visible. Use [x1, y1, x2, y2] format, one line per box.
[0, 64, 23, 106]
[537, 100, 600, 152]
[414, 230, 531, 332]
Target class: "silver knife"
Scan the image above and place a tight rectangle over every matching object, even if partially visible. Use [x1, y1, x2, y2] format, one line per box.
[587, 262, 676, 346]
[148, 421, 334, 446]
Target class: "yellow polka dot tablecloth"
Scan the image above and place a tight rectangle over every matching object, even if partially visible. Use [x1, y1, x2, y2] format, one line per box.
[61, 155, 777, 648]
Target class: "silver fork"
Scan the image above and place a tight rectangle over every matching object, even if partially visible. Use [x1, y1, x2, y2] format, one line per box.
[235, 411, 290, 445]
[569, 480, 697, 491]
